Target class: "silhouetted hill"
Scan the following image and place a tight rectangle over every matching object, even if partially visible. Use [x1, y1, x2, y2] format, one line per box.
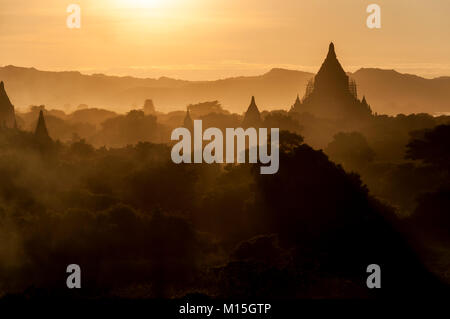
[0, 65, 187, 112]
[77, 68, 315, 114]
[1, 65, 449, 115]
[0, 66, 312, 113]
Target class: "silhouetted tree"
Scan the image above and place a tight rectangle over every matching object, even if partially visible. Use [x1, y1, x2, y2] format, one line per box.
[409, 185, 450, 242]
[406, 124, 450, 171]
[326, 132, 375, 170]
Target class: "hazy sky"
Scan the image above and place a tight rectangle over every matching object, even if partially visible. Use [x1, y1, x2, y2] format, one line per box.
[1, 0, 449, 80]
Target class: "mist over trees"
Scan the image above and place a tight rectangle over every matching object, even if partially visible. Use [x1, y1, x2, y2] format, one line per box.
[2, 65, 450, 115]
[0, 119, 448, 298]
[1, 43, 449, 300]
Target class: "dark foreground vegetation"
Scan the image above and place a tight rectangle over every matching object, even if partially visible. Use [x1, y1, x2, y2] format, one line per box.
[0, 121, 449, 299]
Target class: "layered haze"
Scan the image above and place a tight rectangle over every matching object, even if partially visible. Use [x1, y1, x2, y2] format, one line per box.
[1, 65, 449, 115]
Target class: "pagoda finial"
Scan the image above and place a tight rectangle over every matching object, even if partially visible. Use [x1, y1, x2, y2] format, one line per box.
[327, 42, 336, 58]
[248, 96, 259, 111]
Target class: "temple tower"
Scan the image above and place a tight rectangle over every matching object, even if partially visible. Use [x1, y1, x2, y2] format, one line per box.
[183, 109, 194, 132]
[242, 96, 262, 128]
[34, 110, 51, 141]
[0, 81, 16, 128]
[291, 42, 372, 119]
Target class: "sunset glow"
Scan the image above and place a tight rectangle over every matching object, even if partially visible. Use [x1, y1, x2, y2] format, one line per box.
[0, 0, 449, 304]
[0, 0, 449, 80]
[115, 0, 166, 9]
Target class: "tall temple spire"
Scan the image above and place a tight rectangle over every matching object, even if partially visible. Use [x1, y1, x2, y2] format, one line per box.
[242, 96, 261, 128]
[0, 81, 16, 128]
[290, 42, 372, 119]
[35, 110, 51, 141]
[0, 82, 9, 102]
[313, 42, 351, 96]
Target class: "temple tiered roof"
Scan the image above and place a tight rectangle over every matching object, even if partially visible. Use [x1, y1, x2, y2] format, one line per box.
[291, 43, 372, 119]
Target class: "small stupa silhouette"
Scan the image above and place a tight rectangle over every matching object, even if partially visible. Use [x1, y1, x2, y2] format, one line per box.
[0, 81, 17, 128]
[35, 110, 51, 141]
[143, 99, 155, 114]
[183, 108, 194, 132]
[242, 96, 262, 128]
[292, 94, 302, 109]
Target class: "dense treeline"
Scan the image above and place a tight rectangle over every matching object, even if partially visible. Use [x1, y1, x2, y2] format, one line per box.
[0, 120, 448, 298]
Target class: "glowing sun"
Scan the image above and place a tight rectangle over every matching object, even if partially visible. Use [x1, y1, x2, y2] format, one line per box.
[116, 0, 164, 9]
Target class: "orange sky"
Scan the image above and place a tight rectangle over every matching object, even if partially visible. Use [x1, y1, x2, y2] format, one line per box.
[1, 0, 449, 80]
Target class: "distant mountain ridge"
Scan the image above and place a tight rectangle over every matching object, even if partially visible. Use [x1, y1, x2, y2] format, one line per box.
[351, 68, 450, 115]
[0, 65, 449, 115]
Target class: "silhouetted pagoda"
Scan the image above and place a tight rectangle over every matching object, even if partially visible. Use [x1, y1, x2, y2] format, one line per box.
[242, 96, 262, 128]
[291, 42, 372, 119]
[35, 110, 51, 141]
[292, 94, 302, 110]
[0, 81, 17, 128]
[143, 99, 155, 114]
[183, 109, 194, 132]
